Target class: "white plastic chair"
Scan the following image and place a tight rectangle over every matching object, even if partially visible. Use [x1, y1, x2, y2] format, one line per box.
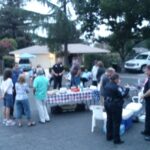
[125, 87, 143, 117]
[132, 87, 144, 103]
[89, 105, 104, 132]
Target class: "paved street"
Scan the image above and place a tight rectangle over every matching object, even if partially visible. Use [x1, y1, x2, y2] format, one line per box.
[0, 73, 149, 150]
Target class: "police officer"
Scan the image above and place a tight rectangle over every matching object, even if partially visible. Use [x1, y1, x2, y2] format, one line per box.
[52, 57, 64, 89]
[104, 73, 129, 144]
[141, 65, 150, 141]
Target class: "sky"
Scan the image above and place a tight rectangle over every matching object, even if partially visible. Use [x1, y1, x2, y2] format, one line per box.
[24, 0, 112, 38]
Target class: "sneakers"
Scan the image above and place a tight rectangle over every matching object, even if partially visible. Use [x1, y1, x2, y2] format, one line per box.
[141, 131, 150, 136]
[5, 120, 16, 126]
[2, 119, 7, 125]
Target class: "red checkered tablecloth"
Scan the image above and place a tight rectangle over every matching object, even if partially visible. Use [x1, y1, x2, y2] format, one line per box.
[47, 90, 99, 105]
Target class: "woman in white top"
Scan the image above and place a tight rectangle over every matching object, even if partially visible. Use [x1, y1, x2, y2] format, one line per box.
[1, 69, 15, 126]
[91, 61, 99, 86]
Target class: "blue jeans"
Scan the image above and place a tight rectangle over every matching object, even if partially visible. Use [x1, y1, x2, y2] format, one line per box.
[71, 75, 80, 87]
[16, 100, 31, 120]
[3, 94, 13, 108]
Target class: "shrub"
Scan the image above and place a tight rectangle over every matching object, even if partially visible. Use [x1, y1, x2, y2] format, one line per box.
[3, 55, 15, 68]
[84, 53, 121, 70]
[0, 38, 17, 59]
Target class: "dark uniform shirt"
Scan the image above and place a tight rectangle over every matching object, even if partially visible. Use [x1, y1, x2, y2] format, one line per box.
[144, 78, 150, 100]
[12, 68, 22, 85]
[52, 63, 64, 76]
[104, 82, 129, 105]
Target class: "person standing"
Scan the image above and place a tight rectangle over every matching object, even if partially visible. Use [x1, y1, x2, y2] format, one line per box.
[99, 67, 115, 106]
[12, 63, 22, 116]
[70, 61, 81, 87]
[141, 65, 150, 141]
[52, 57, 64, 89]
[91, 60, 99, 86]
[33, 68, 50, 124]
[97, 61, 105, 83]
[80, 67, 90, 87]
[104, 73, 129, 144]
[1, 69, 16, 126]
[15, 75, 35, 127]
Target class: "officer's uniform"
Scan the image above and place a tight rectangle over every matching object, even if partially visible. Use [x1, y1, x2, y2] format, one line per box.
[143, 78, 150, 136]
[104, 82, 129, 143]
[52, 63, 64, 89]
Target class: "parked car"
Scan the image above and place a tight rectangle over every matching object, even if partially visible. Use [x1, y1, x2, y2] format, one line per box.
[19, 58, 31, 71]
[124, 52, 150, 72]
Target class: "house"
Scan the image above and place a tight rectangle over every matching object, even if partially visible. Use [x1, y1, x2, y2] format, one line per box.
[9, 45, 55, 69]
[10, 44, 109, 69]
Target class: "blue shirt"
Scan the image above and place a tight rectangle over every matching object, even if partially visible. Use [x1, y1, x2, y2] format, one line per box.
[12, 69, 22, 85]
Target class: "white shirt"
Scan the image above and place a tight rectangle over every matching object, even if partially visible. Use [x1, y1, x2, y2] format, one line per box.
[1, 78, 13, 96]
[91, 65, 98, 81]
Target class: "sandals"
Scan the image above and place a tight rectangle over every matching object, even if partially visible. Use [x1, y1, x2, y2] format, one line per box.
[27, 121, 36, 127]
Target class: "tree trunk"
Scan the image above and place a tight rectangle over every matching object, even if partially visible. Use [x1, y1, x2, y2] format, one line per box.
[63, 0, 69, 66]
[64, 42, 69, 66]
[119, 53, 126, 73]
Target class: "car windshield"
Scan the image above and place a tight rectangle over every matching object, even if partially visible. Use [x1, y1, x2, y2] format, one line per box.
[135, 54, 148, 60]
[19, 59, 30, 64]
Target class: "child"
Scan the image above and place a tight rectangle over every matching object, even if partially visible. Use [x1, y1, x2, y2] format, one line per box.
[1, 69, 15, 126]
[15, 74, 35, 127]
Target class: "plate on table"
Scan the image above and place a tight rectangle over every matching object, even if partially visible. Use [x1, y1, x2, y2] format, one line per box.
[47, 90, 58, 95]
[59, 87, 68, 94]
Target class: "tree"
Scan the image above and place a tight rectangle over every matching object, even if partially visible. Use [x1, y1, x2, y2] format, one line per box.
[73, 0, 100, 39]
[47, 11, 80, 65]
[0, 38, 17, 59]
[74, 0, 150, 63]
[0, 0, 31, 48]
[37, 0, 81, 66]
[97, 0, 145, 63]
[0, 0, 52, 49]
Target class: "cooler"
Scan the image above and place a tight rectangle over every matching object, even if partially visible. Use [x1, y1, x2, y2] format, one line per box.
[125, 102, 142, 117]
[103, 109, 134, 133]
[103, 112, 125, 135]
[122, 109, 134, 129]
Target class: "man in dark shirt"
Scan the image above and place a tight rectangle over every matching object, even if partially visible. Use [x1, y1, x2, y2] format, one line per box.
[141, 65, 150, 141]
[11, 63, 22, 116]
[52, 57, 64, 89]
[97, 61, 105, 82]
[99, 67, 115, 105]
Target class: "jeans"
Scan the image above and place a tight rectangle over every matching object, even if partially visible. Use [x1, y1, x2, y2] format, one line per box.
[4, 94, 13, 108]
[16, 100, 31, 120]
[71, 75, 80, 87]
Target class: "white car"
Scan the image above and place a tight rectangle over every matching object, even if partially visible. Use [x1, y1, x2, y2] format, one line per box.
[124, 52, 150, 72]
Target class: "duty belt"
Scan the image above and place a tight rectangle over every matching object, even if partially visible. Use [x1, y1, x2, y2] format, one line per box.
[105, 97, 120, 103]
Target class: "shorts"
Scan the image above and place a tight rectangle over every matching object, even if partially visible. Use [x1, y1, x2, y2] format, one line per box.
[16, 100, 31, 120]
[3, 94, 13, 108]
